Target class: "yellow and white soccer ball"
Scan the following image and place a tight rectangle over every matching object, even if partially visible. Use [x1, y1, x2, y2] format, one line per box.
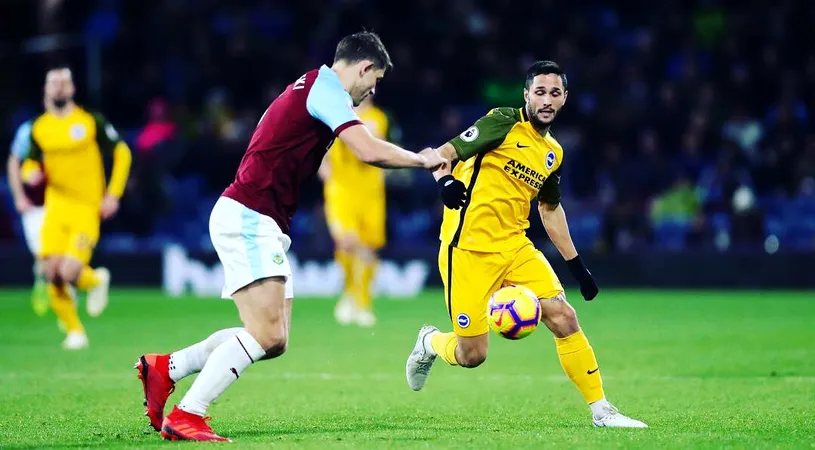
[487, 285, 541, 340]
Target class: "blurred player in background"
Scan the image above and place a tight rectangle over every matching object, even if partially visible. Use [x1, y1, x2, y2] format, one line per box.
[7, 129, 48, 315]
[135, 31, 445, 442]
[320, 95, 390, 327]
[405, 61, 647, 428]
[8, 67, 132, 350]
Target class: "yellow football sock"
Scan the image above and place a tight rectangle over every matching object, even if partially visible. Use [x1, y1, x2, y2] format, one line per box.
[431, 332, 459, 366]
[75, 266, 100, 290]
[48, 283, 84, 334]
[555, 329, 604, 403]
[355, 257, 377, 311]
[335, 250, 355, 298]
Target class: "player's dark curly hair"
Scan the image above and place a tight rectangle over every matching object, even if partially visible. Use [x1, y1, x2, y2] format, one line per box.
[334, 31, 393, 73]
[525, 61, 568, 90]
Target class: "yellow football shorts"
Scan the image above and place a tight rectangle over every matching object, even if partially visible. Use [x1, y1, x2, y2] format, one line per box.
[439, 240, 564, 337]
[324, 186, 386, 250]
[40, 199, 100, 264]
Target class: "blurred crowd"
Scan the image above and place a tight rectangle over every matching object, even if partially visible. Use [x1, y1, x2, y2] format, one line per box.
[1, 0, 814, 253]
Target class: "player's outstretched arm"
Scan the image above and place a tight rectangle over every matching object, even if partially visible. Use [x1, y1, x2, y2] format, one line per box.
[337, 124, 444, 170]
[429, 143, 467, 209]
[539, 201, 578, 260]
[538, 184, 599, 301]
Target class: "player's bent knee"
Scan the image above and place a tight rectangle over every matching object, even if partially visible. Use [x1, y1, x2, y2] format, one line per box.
[44, 258, 62, 283]
[540, 293, 580, 338]
[57, 260, 81, 284]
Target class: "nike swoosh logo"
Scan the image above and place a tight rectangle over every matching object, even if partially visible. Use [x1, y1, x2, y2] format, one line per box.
[516, 142, 530, 148]
[587, 367, 599, 375]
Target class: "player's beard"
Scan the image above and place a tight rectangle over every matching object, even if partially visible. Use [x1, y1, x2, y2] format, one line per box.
[526, 104, 555, 134]
[51, 97, 70, 110]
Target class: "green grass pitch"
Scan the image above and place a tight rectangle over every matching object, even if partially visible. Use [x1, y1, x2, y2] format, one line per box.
[0, 288, 813, 449]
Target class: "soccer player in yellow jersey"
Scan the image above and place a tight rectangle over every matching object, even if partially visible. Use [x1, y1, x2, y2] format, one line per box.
[320, 95, 389, 327]
[8, 67, 132, 349]
[405, 61, 647, 428]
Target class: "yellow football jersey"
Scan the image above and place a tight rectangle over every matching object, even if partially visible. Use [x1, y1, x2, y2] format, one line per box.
[325, 104, 389, 190]
[25, 106, 124, 209]
[440, 107, 564, 253]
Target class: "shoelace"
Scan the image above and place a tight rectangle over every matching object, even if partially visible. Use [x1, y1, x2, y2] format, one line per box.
[597, 405, 620, 422]
[415, 361, 432, 375]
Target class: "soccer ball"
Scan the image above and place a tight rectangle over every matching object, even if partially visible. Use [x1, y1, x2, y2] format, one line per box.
[487, 285, 541, 340]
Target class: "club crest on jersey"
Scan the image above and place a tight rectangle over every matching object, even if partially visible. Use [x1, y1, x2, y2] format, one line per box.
[272, 253, 285, 265]
[545, 151, 556, 170]
[457, 313, 471, 328]
[69, 124, 86, 141]
[460, 126, 479, 142]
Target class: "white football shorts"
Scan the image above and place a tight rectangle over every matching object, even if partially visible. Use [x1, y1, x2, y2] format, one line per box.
[209, 196, 294, 299]
[21, 206, 45, 255]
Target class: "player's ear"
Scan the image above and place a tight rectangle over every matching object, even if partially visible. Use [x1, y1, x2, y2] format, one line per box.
[523, 88, 529, 104]
[359, 61, 374, 77]
[562, 90, 568, 106]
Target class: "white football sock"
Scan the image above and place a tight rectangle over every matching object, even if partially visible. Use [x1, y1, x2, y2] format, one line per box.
[590, 397, 612, 419]
[178, 329, 266, 416]
[169, 327, 243, 382]
[423, 332, 438, 356]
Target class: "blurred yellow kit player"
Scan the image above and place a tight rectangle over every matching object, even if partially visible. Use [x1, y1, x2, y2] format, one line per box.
[320, 96, 389, 327]
[12, 67, 132, 349]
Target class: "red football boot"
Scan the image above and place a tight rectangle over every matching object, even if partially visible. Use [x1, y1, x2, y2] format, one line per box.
[161, 406, 230, 442]
[134, 354, 175, 431]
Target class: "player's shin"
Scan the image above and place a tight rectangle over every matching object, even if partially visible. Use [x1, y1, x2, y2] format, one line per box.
[354, 252, 377, 311]
[168, 327, 243, 382]
[75, 265, 100, 290]
[430, 332, 459, 366]
[177, 329, 266, 417]
[31, 261, 49, 316]
[47, 283, 84, 334]
[335, 249, 355, 299]
[554, 330, 605, 404]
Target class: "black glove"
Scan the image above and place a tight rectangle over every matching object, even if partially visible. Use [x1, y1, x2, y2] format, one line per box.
[437, 175, 467, 209]
[566, 254, 599, 301]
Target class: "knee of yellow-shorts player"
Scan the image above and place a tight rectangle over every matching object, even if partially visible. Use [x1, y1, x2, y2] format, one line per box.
[57, 259, 82, 284]
[539, 292, 580, 338]
[458, 341, 488, 368]
[44, 257, 62, 284]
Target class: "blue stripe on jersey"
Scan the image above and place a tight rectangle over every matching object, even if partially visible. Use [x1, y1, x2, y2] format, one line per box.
[10, 120, 33, 159]
[305, 65, 361, 133]
[241, 205, 264, 281]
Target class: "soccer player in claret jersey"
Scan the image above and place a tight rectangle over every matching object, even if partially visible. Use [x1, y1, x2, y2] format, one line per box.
[135, 32, 446, 442]
[405, 61, 648, 428]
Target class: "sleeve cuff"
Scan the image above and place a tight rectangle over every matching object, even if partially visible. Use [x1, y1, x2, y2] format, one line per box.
[334, 120, 363, 136]
[448, 140, 467, 160]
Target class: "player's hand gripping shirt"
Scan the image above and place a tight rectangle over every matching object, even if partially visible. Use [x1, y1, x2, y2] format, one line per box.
[223, 65, 363, 234]
[440, 107, 564, 253]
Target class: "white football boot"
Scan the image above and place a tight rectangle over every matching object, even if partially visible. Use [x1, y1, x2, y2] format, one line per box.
[62, 331, 89, 350]
[355, 309, 377, 328]
[334, 295, 357, 325]
[86, 267, 110, 317]
[592, 401, 648, 428]
[405, 325, 440, 391]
